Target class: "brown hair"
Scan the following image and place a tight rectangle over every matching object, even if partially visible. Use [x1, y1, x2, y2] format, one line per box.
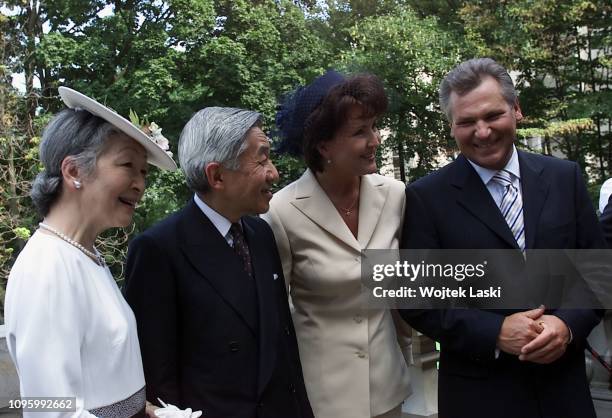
[303, 74, 388, 172]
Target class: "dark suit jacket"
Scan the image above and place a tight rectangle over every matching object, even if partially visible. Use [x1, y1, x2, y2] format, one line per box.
[124, 200, 313, 418]
[601, 194, 612, 248]
[400, 151, 604, 418]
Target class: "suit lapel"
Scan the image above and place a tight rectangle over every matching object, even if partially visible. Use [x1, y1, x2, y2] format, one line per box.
[452, 156, 519, 249]
[357, 175, 388, 249]
[178, 201, 258, 335]
[518, 151, 548, 250]
[290, 169, 361, 253]
[243, 218, 278, 397]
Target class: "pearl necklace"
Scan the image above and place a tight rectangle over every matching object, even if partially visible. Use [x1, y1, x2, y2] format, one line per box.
[39, 223, 105, 266]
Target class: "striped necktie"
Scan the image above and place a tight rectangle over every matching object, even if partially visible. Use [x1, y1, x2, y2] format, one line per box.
[492, 169, 525, 252]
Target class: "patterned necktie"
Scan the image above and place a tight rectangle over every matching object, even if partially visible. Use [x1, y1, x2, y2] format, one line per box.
[492, 169, 525, 252]
[230, 222, 253, 277]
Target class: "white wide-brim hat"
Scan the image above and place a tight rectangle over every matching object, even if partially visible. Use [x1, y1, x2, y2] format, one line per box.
[58, 86, 177, 170]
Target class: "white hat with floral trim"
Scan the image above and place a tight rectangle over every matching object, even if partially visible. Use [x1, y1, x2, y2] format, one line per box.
[58, 86, 177, 170]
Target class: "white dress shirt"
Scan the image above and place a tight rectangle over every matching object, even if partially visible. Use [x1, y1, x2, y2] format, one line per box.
[599, 178, 612, 214]
[467, 145, 522, 205]
[194, 193, 235, 246]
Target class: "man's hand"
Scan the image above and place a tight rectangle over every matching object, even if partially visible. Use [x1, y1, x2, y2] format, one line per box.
[519, 315, 570, 364]
[497, 306, 545, 355]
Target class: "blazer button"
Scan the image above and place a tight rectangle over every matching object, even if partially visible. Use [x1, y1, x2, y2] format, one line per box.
[229, 341, 240, 352]
[284, 325, 291, 336]
[289, 383, 296, 393]
[257, 402, 264, 408]
[356, 351, 367, 359]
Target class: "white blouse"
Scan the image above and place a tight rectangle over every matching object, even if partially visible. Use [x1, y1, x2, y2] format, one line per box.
[4, 231, 145, 418]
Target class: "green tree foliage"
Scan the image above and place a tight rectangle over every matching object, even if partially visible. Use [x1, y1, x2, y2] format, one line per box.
[458, 0, 612, 179]
[342, 6, 470, 180]
[0, 10, 40, 321]
[0, 0, 332, 304]
[310, 0, 403, 56]
[0, 0, 610, 320]
[178, 0, 333, 121]
[0, 90, 38, 318]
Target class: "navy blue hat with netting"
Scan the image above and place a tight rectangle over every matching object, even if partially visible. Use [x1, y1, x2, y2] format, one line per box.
[274, 70, 346, 156]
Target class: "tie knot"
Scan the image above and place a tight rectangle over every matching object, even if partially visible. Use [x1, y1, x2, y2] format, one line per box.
[230, 222, 245, 245]
[230, 222, 243, 236]
[492, 169, 513, 187]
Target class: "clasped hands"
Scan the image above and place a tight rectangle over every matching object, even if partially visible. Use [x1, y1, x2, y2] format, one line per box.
[496, 306, 570, 364]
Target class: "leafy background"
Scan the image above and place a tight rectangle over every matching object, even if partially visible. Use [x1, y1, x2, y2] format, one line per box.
[1, 0, 610, 321]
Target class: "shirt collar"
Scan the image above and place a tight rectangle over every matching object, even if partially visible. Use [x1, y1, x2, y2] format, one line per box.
[193, 193, 233, 239]
[467, 145, 521, 185]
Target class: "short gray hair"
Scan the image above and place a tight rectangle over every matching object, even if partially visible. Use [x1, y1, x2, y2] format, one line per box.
[439, 57, 517, 121]
[31, 109, 119, 217]
[178, 107, 262, 193]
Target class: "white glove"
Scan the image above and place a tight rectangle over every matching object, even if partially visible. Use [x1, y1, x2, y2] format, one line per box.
[154, 399, 202, 418]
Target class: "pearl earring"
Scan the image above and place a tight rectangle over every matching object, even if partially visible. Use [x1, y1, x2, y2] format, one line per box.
[74, 180, 82, 189]
[327, 159, 332, 164]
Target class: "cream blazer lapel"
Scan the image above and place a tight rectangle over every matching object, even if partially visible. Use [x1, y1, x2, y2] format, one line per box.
[357, 173, 389, 249]
[289, 169, 389, 253]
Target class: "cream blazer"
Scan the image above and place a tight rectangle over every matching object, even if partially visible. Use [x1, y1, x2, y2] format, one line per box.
[262, 169, 412, 418]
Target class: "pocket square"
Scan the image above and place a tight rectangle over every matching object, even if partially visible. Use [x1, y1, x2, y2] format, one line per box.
[273, 273, 279, 280]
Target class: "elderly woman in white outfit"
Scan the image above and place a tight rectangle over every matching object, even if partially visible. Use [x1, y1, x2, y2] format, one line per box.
[4, 88, 176, 418]
[263, 71, 412, 418]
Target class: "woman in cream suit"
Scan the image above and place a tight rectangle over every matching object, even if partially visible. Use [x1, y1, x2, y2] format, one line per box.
[262, 70, 412, 418]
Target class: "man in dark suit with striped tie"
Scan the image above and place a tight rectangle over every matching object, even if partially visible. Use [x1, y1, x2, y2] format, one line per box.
[124, 107, 313, 418]
[399, 58, 604, 418]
